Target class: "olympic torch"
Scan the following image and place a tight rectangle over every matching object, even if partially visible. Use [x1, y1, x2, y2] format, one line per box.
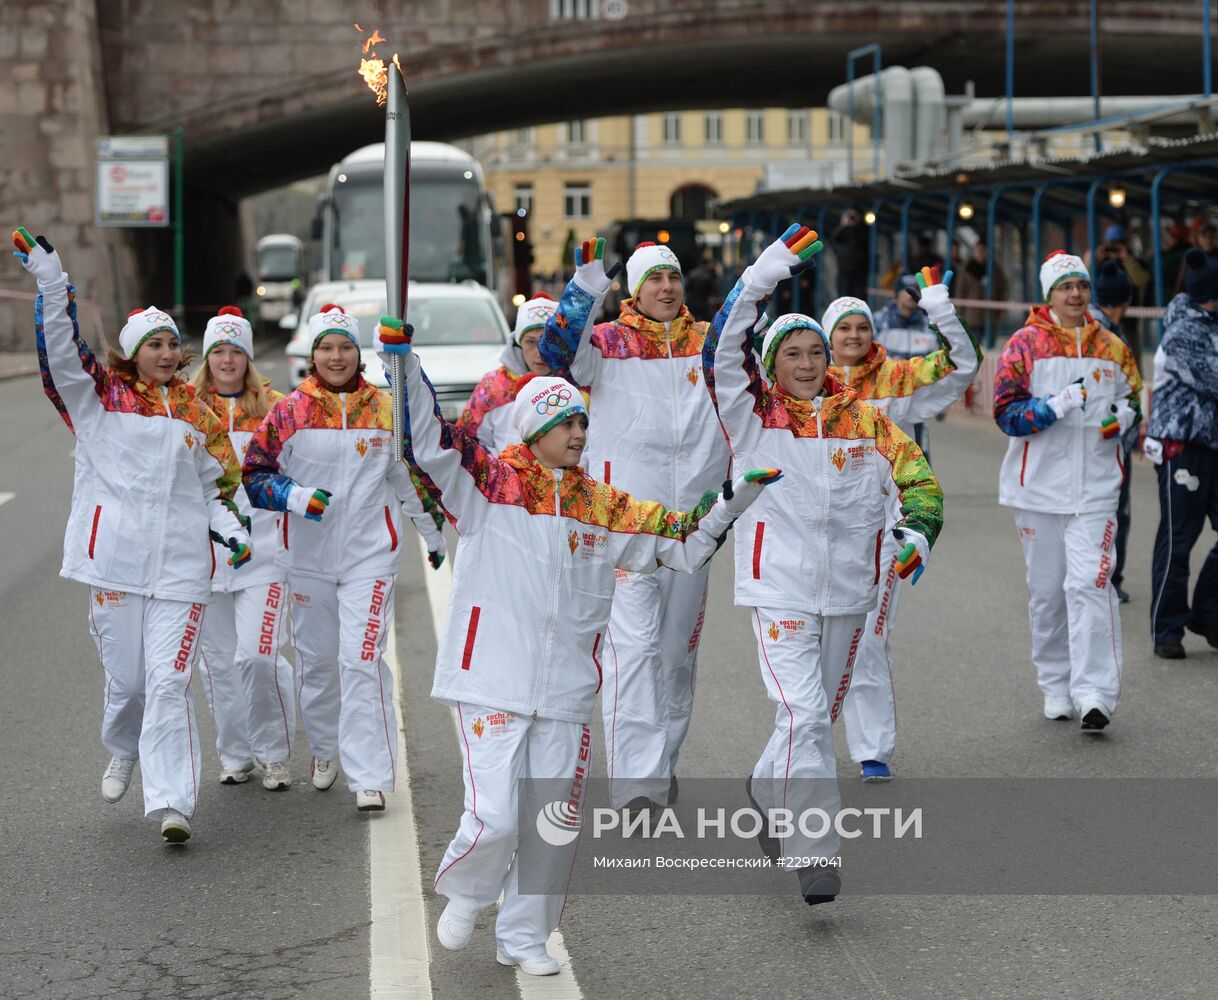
[384, 56, 410, 462]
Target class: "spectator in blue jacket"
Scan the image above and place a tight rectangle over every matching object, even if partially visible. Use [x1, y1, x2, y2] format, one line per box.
[1147, 249, 1218, 658]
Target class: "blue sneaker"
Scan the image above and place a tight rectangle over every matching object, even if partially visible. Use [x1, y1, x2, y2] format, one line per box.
[860, 760, 891, 782]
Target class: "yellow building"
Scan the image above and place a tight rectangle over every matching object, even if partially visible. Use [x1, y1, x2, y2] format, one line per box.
[467, 109, 870, 272]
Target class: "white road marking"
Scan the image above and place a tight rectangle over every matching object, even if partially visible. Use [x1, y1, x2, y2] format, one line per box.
[369, 600, 434, 998]
[416, 536, 587, 1000]
[0, 492, 14, 508]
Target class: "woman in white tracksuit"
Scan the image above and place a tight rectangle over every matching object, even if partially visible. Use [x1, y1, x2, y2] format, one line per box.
[190, 306, 295, 791]
[385, 319, 774, 975]
[703, 225, 944, 905]
[242, 304, 446, 811]
[993, 251, 1142, 730]
[822, 277, 980, 781]
[18, 230, 250, 844]
[540, 239, 731, 812]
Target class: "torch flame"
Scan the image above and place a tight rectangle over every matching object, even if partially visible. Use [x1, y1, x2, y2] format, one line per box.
[354, 25, 402, 107]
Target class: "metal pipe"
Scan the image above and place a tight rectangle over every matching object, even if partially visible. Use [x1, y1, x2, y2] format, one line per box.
[900, 195, 915, 272]
[868, 199, 883, 301]
[1005, 0, 1015, 139]
[1090, 0, 1102, 153]
[1206, 0, 1213, 99]
[814, 204, 829, 316]
[1085, 175, 1108, 268]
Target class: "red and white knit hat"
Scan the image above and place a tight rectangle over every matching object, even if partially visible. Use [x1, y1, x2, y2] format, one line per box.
[119, 306, 180, 360]
[626, 241, 682, 297]
[307, 303, 362, 355]
[203, 306, 255, 359]
[512, 374, 588, 445]
[1039, 250, 1090, 301]
[513, 293, 559, 344]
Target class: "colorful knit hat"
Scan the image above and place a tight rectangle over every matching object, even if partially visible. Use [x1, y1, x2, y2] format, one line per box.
[760, 313, 831, 377]
[203, 305, 255, 359]
[512, 374, 588, 445]
[513, 293, 558, 344]
[119, 306, 180, 360]
[1039, 250, 1090, 301]
[307, 303, 361, 356]
[626, 241, 682, 298]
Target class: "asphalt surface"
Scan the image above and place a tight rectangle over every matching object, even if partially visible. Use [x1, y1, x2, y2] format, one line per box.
[1, 344, 1216, 999]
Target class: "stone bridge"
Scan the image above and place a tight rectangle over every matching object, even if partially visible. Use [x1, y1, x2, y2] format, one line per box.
[1, 0, 1210, 345]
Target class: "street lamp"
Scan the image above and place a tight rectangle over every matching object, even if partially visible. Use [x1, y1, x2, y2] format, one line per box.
[1108, 186, 1127, 208]
[718, 221, 730, 234]
[864, 210, 877, 225]
[958, 201, 975, 221]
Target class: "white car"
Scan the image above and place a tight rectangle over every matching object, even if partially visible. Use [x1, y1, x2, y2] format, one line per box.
[284, 279, 510, 420]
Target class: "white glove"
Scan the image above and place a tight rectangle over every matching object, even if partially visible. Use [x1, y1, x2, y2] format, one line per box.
[721, 469, 784, 518]
[1048, 380, 1088, 419]
[746, 240, 801, 295]
[892, 527, 931, 584]
[1114, 401, 1137, 434]
[16, 232, 67, 287]
[917, 282, 955, 325]
[222, 527, 253, 569]
[286, 484, 332, 521]
[1143, 437, 1164, 466]
[573, 236, 620, 297]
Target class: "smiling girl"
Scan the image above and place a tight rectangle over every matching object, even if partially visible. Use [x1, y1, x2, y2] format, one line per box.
[16, 230, 250, 845]
[190, 307, 294, 791]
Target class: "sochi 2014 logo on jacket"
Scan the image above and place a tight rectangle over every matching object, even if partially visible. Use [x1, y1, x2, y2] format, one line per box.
[831, 443, 876, 472]
[568, 528, 607, 561]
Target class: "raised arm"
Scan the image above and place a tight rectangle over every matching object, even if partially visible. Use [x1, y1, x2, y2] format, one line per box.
[888, 268, 982, 424]
[33, 281, 78, 433]
[15, 231, 113, 437]
[704, 224, 824, 455]
[537, 238, 618, 385]
[611, 469, 783, 574]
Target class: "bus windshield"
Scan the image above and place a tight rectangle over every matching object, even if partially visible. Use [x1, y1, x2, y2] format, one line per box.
[257, 245, 300, 282]
[331, 173, 486, 285]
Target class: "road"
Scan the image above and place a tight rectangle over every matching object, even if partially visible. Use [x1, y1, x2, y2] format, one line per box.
[0, 341, 1215, 1000]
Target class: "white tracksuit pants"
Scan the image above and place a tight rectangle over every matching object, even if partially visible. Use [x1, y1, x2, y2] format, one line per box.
[290, 574, 398, 792]
[198, 582, 295, 769]
[87, 589, 204, 820]
[842, 533, 903, 765]
[1013, 509, 1122, 715]
[602, 564, 709, 808]
[434, 702, 589, 961]
[749, 608, 866, 865]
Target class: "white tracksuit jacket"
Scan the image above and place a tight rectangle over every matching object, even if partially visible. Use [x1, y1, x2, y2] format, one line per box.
[402, 352, 744, 725]
[38, 277, 245, 602]
[705, 270, 945, 616]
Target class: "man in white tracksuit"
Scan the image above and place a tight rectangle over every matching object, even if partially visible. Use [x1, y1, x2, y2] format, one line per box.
[704, 225, 943, 903]
[387, 320, 774, 973]
[823, 282, 980, 779]
[540, 238, 730, 810]
[993, 251, 1143, 730]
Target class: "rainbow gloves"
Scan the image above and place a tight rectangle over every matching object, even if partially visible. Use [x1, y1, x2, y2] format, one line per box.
[304, 488, 331, 521]
[1100, 407, 1121, 440]
[11, 227, 35, 257]
[895, 541, 925, 584]
[574, 236, 624, 285]
[780, 224, 824, 261]
[743, 467, 784, 486]
[226, 537, 252, 569]
[378, 315, 412, 355]
[914, 264, 954, 292]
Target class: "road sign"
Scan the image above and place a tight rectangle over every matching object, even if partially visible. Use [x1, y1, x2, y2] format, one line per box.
[96, 136, 169, 228]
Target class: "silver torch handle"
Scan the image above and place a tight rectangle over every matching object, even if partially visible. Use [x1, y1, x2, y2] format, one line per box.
[385, 59, 411, 463]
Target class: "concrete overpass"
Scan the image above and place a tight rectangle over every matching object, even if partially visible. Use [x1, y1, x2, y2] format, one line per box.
[1, 0, 1212, 344]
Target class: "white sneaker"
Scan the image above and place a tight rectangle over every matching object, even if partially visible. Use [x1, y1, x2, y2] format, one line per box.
[261, 761, 291, 791]
[1043, 696, 1074, 720]
[101, 757, 136, 803]
[496, 947, 560, 976]
[160, 809, 191, 844]
[310, 757, 338, 791]
[436, 901, 477, 951]
[219, 762, 255, 785]
[356, 789, 386, 811]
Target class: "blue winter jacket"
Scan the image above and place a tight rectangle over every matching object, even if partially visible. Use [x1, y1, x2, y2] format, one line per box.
[1148, 293, 1218, 450]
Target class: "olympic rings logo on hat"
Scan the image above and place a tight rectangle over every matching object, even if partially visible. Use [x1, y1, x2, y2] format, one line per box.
[535, 387, 573, 415]
[216, 322, 242, 337]
[145, 309, 173, 326]
[527, 304, 555, 321]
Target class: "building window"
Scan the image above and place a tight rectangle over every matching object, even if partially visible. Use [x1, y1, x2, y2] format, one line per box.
[745, 111, 766, 144]
[513, 126, 535, 146]
[670, 183, 718, 222]
[549, 0, 599, 19]
[827, 112, 846, 144]
[564, 182, 592, 219]
[566, 120, 587, 146]
[704, 112, 724, 145]
[662, 113, 682, 146]
[787, 109, 809, 145]
[514, 184, 533, 216]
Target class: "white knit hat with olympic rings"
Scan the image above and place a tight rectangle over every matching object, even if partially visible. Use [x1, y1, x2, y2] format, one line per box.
[512, 374, 588, 445]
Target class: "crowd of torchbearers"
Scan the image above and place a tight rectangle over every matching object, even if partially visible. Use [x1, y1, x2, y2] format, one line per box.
[11, 203, 1216, 975]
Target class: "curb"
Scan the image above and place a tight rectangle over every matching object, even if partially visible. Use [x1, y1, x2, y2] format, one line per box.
[0, 366, 37, 383]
